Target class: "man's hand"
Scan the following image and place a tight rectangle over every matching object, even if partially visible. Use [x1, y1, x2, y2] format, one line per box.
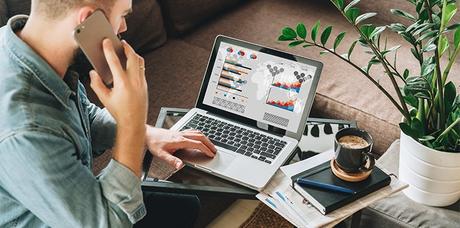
[90, 39, 148, 177]
[145, 126, 217, 169]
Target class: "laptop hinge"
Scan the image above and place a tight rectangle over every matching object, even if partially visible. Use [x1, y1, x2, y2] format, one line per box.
[256, 121, 269, 131]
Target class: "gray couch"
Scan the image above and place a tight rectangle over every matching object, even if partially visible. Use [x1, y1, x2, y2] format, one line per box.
[1, 0, 459, 226]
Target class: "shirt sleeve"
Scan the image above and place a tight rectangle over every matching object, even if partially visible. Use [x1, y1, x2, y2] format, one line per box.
[78, 83, 117, 156]
[0, 128, 146, 227]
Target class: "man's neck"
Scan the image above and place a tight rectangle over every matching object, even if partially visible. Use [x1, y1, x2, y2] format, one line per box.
[17, 15, 75, 78]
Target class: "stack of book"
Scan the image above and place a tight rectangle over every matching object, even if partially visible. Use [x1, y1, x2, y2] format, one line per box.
[291, 160, 391, 215]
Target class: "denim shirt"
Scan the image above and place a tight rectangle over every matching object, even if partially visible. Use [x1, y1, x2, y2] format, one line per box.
[0, 16, 146, 227]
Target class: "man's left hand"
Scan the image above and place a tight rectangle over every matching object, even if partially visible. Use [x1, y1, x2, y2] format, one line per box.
[145, 126, 217, 169]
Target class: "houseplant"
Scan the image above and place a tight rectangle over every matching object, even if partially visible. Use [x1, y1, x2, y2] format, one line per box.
[277, 0, 460, 206]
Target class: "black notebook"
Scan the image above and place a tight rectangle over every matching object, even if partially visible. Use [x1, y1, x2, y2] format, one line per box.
[291, 160, 391, 215]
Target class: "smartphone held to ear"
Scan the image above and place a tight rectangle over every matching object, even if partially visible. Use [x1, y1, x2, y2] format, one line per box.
[74, 10, 126, 86]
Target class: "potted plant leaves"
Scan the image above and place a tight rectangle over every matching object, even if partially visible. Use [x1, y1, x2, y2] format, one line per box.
[277, 0, 460, 206]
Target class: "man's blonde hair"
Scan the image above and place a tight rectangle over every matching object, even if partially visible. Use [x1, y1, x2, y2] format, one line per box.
[33, 0, 114, 19]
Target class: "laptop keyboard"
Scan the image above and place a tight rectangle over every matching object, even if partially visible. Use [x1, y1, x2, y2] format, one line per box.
[180, 114, 287, 164]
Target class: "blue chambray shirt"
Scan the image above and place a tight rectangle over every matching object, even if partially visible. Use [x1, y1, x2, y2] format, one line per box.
[0, 16, 146, 227]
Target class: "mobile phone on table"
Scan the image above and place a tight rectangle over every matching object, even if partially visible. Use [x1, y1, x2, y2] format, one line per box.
[74, 10, 126, 86]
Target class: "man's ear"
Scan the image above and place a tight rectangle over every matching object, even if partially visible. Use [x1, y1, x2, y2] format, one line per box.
[76, 6, 96, 24]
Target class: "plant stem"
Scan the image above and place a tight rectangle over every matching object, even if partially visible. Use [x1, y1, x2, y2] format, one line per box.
[363, 33, 411, 120]
[442, 47, 460, 83]
[438, 118, 460, 139]
[347, 20, 411, 120]
[382, 55, 406, 84]
[299, 39, 408, 117]
[424, 0, 445, 128]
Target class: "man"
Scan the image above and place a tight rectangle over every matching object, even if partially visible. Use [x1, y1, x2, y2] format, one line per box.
[0, 0, 216, 227]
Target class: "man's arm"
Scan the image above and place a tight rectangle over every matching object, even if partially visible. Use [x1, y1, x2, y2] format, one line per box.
[0, 128, 145, 227]
[89, 39, 148, 177]
[79, 87, 117, 156]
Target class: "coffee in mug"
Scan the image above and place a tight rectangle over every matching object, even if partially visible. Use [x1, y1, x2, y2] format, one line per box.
[334, 128, 375, 173]
[338, 135, 369, 149]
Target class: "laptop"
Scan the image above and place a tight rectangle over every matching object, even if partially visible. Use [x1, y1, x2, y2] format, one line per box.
[171, 35, 323, 190]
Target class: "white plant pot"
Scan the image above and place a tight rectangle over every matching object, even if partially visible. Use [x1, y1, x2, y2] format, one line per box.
[399, 131, 460, 206]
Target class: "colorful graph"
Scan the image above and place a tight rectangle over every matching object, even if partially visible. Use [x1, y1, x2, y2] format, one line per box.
[271, 81, 302, 93]
[265, 63, 312, 112]
[217, 57, 252, 95]
[266, 100, 296, 111]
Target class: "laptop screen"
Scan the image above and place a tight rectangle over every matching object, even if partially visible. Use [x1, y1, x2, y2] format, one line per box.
[202, 41, 319, 133]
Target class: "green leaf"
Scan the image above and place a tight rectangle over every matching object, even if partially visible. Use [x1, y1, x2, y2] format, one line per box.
[355, 12, 377, 24]
[360, 24, 376, 38]
[320, 50, 329, 55]
[438, 35, 449, 56]
[390, 9, 416, 21]
[288, 40, 304, 47]
[404, 90, 419, 108]
[347, 40, 358, 60]
[446, 23, 460, 31]
[403, 69, 410, 79]
[445, 81, 457, 114]
[419, 135, 436, 142]
[311, 21, 320, 42]
[399, 123, 420, 139]
[320, 26, 333, 46]
[422, 44, 437, 52]
[422, 63, 436, 76]
[345, 7, 360, 22]
[389, 23, 407, 33]
[406, 76, 432, 99]
[302, 44, 313, 48]
[411, 118, 425, 136]
[278, 34, 295, 41]
[406, 21, 421, 33]
[442, 3, 457, 27]
[416, 30, 438, 42]
[332, 0, 345, 10]
[411, 48, 421, 61]
[454, 27, 460, 49]
[344, 0, 360, 13]
[365, 58, 381, 72]
[369, 26, 386, 39]
[296, 23, 307, 39]
[411, 23, 432, 36]
[282, 27, 297, 39]
[333, 32, 346, 50]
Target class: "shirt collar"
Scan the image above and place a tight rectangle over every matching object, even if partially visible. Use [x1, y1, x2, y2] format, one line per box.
[4, 15, 75, 109]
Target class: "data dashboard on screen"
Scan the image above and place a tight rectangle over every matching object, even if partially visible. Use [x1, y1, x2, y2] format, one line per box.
[202, 42, 318, 132]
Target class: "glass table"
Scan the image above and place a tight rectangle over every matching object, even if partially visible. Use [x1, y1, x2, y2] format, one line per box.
[141, 107, 357, 199]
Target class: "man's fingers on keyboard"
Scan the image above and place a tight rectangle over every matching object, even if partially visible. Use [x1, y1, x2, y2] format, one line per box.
[182, 133, 217, 153]
[182, 138, 215, 157]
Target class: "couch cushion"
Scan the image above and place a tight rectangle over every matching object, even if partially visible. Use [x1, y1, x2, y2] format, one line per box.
[4, 0, 166, 53]
[121, 0, 167, 54]
[358, 0, 460, 26]
[141, 39, 211, 124]
[179, 0, 460, 155]
[158, 0, 242, 35]
[0, 0, 7, 26]
[359, 141, 460, 227]
[4, 0, 30, 17]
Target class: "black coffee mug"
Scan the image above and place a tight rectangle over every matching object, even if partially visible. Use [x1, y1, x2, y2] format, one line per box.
[334, 128, 375, 173]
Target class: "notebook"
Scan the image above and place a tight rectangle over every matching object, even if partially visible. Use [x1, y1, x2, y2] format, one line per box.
[291, 160, 391, 214]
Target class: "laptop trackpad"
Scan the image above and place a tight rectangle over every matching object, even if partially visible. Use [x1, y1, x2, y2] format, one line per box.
[176, 149, 235, 171]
